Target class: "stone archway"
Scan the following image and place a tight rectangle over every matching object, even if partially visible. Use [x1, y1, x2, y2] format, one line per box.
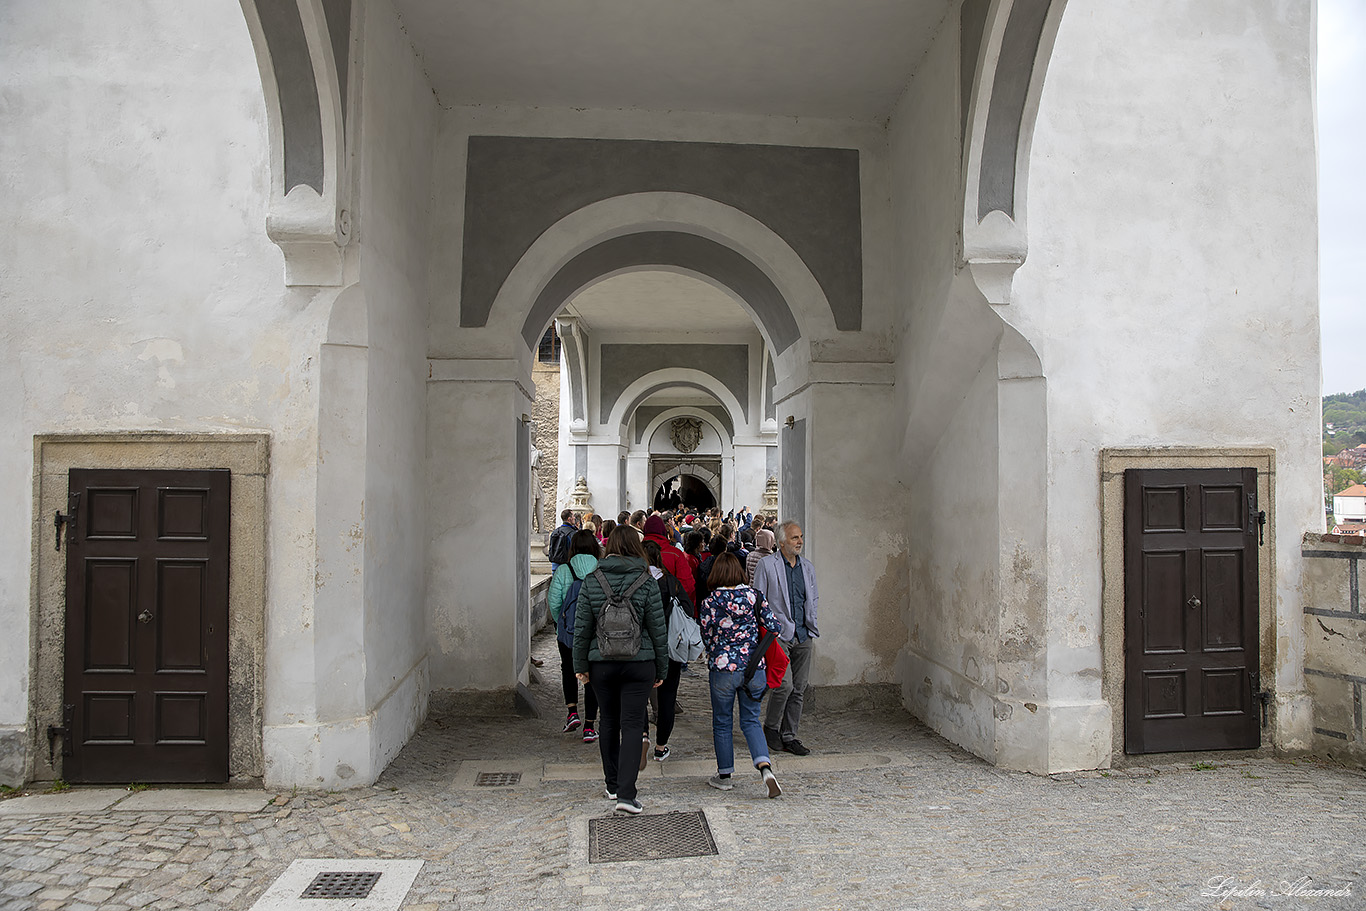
[650, 459, 721, 507]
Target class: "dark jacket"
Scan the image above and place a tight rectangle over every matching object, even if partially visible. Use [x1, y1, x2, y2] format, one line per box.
[572, 554, 669, 680]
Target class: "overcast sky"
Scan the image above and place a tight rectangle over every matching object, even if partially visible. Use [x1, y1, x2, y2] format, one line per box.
[1320, 0, 1365, 395]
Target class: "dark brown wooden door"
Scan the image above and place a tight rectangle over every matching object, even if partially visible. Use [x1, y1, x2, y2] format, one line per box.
[63, 468, 230, 782]
[1124, 468, 1260, 753]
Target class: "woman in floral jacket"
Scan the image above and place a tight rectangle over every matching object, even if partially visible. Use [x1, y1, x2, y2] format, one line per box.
[699, 553, 783, 798]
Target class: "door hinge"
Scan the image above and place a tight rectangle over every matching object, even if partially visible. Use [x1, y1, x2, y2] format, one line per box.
[46, 704, 73, 765]
[1250, 671, 1270, 728]
[1247, 494, 1266, 546]
[54, 491, 80, 551]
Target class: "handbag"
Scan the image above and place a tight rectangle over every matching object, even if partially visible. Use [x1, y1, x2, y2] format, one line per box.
[667, 592, 704, 663]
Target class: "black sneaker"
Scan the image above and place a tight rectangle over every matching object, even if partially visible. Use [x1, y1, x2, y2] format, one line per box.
[782, 738, 811, 756]
[615, 798, 643, 814]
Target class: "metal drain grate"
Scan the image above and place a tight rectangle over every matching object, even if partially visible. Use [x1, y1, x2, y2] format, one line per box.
[300, 870, 382, 899]
[588, 809, 718, 863]
[475, 771, 523, 786]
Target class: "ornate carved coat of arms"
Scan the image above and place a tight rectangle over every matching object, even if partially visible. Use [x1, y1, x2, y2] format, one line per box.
[670, 418, 704, 454]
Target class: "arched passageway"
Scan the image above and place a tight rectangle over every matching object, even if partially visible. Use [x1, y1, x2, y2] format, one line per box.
[654, 474, 716, 512]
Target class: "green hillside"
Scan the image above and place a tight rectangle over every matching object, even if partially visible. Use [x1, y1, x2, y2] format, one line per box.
[1324, 389, 1366, 455]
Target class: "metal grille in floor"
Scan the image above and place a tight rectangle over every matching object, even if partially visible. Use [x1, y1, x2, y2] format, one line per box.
[475, 771, 523, 786]
[588, 810, 719, 863]
[300, 870, 382, 899]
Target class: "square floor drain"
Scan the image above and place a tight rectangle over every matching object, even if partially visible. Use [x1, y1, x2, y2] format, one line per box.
[249, 859, 422, 911]
[300, 870, 382, 899]
[588, 810, 718, 863]
[475, 771, 522, 786]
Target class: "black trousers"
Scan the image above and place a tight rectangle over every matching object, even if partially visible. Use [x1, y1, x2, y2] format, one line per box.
[557, 642, 598, 722]
[649, 660, 683, 746]
[589, 660, 654, 801]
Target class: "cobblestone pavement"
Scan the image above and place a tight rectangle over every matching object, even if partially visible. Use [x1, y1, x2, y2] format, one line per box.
[3, 629, 1364, 911]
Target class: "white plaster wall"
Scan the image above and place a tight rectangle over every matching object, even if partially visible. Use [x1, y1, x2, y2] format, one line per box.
[803, 381, 904, 687]
[426, 379, 528, 690]
[356, 0, 437, 775]
[1018, 0, 1320, 746]
[0, 0, 325, 772]
[887, 10, 1010, 759]
[731, 443, 772, 513]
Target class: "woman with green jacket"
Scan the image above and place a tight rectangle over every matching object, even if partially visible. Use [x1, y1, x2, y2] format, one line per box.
[548, 529, 601, 740]
[573, 525, 669, 814]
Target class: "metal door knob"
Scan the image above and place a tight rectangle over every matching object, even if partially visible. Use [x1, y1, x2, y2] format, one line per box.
[1186, 597, 1201, 610]
[137, 610, 153, 624]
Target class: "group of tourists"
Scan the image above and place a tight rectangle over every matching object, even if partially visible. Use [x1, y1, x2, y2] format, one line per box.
[546, 507, 818, 814]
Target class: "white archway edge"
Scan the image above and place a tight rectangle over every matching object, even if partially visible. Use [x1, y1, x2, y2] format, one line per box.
[489, 192, 837, 365]
[604, 368, 747, 440]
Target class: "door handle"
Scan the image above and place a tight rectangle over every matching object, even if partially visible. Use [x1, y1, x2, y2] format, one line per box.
[1186, 597, 1201, 610]
[137, 610, 154, 624]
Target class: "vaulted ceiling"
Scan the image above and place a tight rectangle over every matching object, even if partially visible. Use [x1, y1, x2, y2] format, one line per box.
[389, 0, 954, 120]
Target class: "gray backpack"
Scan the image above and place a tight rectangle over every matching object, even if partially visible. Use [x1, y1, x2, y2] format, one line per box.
[592, 568, 651, 658]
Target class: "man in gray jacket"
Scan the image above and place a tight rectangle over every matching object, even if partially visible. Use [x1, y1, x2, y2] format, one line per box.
[751, 521, 818, 755]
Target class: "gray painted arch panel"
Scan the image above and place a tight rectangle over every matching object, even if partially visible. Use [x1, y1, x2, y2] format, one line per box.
[618, 383, 734, 436]
[978, 0, 1053, 220]
[600, 344, 749, 425]
[521, 232, 800, 354]
[633, 405, 735, 444]
[251, 0, 325, 194]
[467, 136, 863, 334]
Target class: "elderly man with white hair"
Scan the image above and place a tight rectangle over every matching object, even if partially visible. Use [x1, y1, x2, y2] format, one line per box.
[751, 520, 819, 755]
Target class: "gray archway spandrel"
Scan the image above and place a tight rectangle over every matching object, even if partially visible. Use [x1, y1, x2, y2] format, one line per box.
[321, 0, 351, 126]
[633, 405, 734, 444]
[978, 0, 1053, 220]
[521, 232, 800, 354]
[252, 0, 325, 194]
[466, 137, 863, 332]
[600, 345, 749, 425]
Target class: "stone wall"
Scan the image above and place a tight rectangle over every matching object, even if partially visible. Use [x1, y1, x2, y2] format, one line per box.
[532, 359, 561, 527]
[1302, 533, 1366, 765]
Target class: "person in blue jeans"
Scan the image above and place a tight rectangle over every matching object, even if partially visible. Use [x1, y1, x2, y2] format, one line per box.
[698, 553, 783, 798]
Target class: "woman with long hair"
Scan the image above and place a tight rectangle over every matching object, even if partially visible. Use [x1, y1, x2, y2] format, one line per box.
[699, 552, 782, 798]
[548, 529, 601, 741]
[573, 525, 668, 814]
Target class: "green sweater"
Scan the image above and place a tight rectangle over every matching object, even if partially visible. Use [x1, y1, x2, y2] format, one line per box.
[572, 554, 669, 679]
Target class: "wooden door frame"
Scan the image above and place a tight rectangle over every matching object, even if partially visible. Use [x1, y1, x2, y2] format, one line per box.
[28, 434, 268, 784]
[1100, 449, 1276, 763]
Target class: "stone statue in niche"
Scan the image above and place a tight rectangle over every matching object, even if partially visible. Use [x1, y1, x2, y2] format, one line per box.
[671, 418, 703, 454]
[529, 441, 545, 533]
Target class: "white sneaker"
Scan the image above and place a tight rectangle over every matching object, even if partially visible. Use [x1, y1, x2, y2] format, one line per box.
[707, 774, 734, 791]
[615, 798, 643, 814]
[761, 766, 782, 798]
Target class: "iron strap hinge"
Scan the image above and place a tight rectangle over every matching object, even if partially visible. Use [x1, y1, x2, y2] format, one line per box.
[1250, 671, 1270, 728]
[54, 491, 80, 551]
[46, 704, 73, 765]
[1247, 493, 1266, 546]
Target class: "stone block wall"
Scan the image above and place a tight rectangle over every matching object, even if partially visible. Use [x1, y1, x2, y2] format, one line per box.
[1302, 533, 1366, 765]
[531, 360, 561, 530]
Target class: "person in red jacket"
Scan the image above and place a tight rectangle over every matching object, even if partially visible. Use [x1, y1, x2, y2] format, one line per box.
[642, 515, 696, 604]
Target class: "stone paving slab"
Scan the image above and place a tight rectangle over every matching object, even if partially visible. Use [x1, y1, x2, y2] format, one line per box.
[116, 790, 275, 814]
[0, 789, 126, 816]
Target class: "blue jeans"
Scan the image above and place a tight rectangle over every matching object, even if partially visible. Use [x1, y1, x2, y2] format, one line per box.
[708, 669, 772, 775]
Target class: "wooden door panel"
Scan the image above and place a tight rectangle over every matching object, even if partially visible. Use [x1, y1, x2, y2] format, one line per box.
[64, 468, 230, 782]
[1124, 468, 1260, 753]
[156, 560, 208, 670]
[1141, 551, 1187, 652]
[85, 559, 137, 670]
